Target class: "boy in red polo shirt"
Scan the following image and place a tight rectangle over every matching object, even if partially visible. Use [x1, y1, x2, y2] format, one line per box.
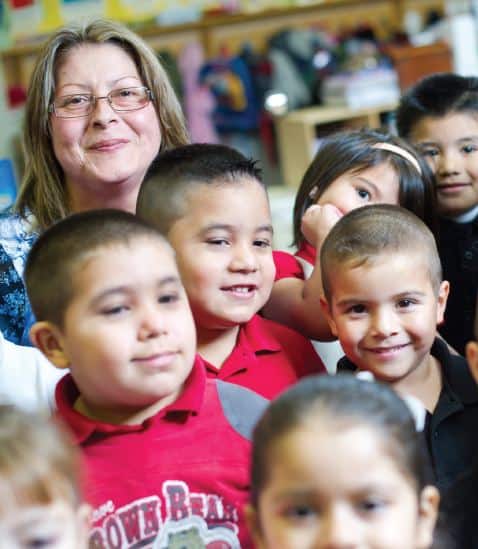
[137, 144, 325, 399]
[25, 210, 266, 548]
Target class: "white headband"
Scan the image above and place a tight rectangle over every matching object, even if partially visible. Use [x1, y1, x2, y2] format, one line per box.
[372, 142, 422, 175]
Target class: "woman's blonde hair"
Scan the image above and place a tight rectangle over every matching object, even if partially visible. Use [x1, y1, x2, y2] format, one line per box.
[17, 19, 189, 230]
[0, 405, 81, 507]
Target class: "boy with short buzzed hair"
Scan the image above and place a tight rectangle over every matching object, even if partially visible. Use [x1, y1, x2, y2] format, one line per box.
[25, 209, 266, 548]
[396, 73, 478, 354]
[320, 204, 478, 492]
[138, 143, 325, 400]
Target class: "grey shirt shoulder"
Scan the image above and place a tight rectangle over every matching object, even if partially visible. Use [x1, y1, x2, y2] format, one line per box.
[216, 380, 268, 440]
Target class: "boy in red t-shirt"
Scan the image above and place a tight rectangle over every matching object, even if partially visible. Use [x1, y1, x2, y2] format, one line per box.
[137, 144, 325, 399]
[25, 210, 266, 548]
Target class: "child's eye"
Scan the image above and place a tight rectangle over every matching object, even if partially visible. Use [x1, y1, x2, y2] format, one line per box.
[356, 188, 371, 200]
[207, 238, 229, 246]
[253, 239, 271, 248]
[420, 148, 439, 158]
[158, 293, 179, 304]
[347, 304, 367, 314]
[283, 504, 317, 521]
[397, 298, 416, 309]
[101, 305, 128, 316]
[25, 536, 58, 548]
[357, 498, 387, 514]
[462, 144, 477, 154]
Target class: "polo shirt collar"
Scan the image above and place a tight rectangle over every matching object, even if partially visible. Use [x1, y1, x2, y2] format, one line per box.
[238, 314, 282, 353]
[55, 355, 206, 444]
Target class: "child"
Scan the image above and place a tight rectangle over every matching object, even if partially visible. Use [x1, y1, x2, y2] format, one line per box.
[247, 374, 440, 549]
[262, 129, 436, 371]
[0, 404, 89, 547]
[25, 209, 267, 548]
[320, 204, 478, 493]
[396, 73, 478, 355]
[137, 143, 325, 399]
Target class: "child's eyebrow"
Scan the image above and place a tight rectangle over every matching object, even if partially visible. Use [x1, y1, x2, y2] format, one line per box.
[457, 136, 478, 143]
[200, 223, 274, 234]
[91, 276, 181, 303]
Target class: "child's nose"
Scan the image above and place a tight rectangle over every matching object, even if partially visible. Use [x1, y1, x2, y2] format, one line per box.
[438, 150, 461, 177]
[138, 306, 165, 339]
[229, 242, 258, 272]
[370, 308, 399, 338]
[319, 505, 357, 548]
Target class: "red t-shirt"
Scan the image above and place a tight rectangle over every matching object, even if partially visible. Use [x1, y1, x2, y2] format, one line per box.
[202, 314, 325, 399]
[56, 356, 266, 549]
[273, 241, 317, 281]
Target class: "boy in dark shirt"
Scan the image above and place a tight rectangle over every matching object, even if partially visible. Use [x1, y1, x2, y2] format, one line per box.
[396, 73, 478, 354]
[320, 204, 478, 493]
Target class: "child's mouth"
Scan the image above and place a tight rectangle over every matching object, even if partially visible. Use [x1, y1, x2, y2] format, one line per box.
[437, 183, 471, 194]
[222, 285, 257, 298]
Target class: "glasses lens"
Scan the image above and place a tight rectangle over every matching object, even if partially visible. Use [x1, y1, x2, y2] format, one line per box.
[54, 94, 92, 117]
[110, 87, 150, 111]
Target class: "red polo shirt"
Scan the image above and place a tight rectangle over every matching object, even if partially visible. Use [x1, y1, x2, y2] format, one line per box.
[273, 241, 316, 281]
[202, 314, 325, 399]
[56, 356, 266, 549]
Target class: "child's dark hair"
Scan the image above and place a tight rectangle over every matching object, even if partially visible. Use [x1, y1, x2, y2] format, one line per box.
[320, 204, 442, 302]
[0, 404, 81, 507]
[251, 374, 434, 506]
[396, 73, 478, 139]
[137, 143, 264, 235]
[292, 129, 436, 247]
[25, 209, 167, 327]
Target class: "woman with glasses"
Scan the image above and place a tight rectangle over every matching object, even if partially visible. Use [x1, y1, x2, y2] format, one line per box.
[0, 19, 189, 345]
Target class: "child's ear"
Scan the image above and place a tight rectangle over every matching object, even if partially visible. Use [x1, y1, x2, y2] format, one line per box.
[466, 340, 478, 385]
[29, 322, 70, 369]
[320, 297, 338, 337]
[244, 504, 265, 549]
[435, 280, 450, 326]
[416, 485, 440, 549]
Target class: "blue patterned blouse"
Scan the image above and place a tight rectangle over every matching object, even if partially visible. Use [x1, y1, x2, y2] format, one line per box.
[0, 210, 39, 345]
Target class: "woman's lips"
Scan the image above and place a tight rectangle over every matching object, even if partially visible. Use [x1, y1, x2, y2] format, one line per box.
[89, 139, 129, 152]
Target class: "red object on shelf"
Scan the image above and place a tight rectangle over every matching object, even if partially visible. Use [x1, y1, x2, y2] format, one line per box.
[8, 85, 27, 108]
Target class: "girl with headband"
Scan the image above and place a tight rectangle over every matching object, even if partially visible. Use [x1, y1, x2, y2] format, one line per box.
[262, 129, 436, 372]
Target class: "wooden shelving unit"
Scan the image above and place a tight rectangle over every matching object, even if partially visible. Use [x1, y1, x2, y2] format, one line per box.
[0, 0, 444, 90]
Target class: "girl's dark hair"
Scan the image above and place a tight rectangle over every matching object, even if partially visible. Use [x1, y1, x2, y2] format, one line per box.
[292, 129, 437, 247]
[251, 374, 434, 507]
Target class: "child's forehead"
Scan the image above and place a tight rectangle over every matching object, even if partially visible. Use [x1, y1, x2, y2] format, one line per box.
[411, 111, 478, 142]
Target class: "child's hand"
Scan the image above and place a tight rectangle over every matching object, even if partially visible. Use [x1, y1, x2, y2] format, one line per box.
[301, 204, 343, 249]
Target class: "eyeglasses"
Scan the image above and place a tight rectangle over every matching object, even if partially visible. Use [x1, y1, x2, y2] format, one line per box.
[49, 86, 153, 118]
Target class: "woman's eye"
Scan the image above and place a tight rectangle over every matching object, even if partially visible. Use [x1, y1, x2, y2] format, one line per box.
[356, 188, 371, 200]
[63, 94, 90, 107]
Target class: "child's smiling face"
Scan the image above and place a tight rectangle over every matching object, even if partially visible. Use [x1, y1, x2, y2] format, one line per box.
[324, 251, 448, 387]
[167, 178, 275, 332]
[411, 111, 478, 216]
